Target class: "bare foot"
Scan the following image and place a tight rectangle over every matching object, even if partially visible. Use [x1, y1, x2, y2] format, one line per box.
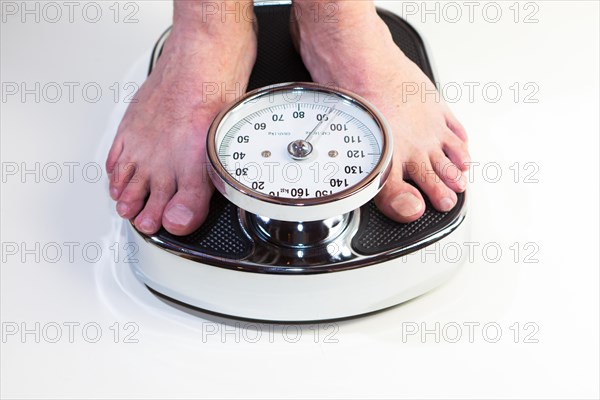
[106, 6, 257, 235]
[292, 0, 470, 222]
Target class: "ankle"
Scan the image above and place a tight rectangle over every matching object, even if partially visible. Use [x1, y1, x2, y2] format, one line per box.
[293, 6, 394, 70]
[292, 0, 378, 31]
[173, 0, 256, 39]
[293, 2, 390, 50]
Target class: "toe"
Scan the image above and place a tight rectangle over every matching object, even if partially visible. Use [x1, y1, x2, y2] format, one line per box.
[407, 156, 457, 212]
[115, 171, 149, 220]
[106, 137, 123, 176]
[443, 133, 471, 171]
[133, 176, 176, 235]
[109, 160, 137, 201]
[162, 183, 214, 236]
[375, 171, 425, 223]
[431, 152, 467, 193]
[445, 110, 468, 142]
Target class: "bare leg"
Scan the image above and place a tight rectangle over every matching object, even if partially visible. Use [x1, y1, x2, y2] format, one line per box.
[291, 0, 470, 222]
[106, 0, 257, 235]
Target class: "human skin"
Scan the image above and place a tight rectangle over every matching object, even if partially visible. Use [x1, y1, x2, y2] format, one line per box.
[106, 0, 470, 235]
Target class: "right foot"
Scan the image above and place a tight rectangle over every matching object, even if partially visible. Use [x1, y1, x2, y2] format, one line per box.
[106, 7, 257, 235]
[291, 0, 470, 223]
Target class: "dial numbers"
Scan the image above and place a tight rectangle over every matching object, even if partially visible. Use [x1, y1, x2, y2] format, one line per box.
[215, 91, 383, 200]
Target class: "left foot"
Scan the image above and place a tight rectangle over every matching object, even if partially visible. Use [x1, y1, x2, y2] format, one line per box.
[292, 0, 470, 222]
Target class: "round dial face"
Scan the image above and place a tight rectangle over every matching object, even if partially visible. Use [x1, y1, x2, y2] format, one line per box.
[211, 84, 388, 205]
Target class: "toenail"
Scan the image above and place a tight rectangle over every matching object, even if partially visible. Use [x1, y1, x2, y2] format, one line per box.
[138, 218, 156, 233]
[165, 204, 193, 226]
[391, 192, 423, 217]
[110, 187, 119, 200]
[440, 197, 455, 211]
[458, 177, 467, 190]
[117, 202, 129, 217]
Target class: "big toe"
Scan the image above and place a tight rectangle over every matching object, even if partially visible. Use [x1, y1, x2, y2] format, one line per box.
[375, 176, 425, 223]
[162, 184, 214, 236]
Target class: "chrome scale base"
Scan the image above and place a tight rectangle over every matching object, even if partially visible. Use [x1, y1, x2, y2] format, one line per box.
[127, 3, 468, 321]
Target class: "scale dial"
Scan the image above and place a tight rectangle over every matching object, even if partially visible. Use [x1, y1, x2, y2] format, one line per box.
[207, 83, 392, 222]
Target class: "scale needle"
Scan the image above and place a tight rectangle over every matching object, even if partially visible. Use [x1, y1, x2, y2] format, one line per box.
[304, 106, 337, 143]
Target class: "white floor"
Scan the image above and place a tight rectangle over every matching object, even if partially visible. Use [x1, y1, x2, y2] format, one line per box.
[1, 1, 598, 398]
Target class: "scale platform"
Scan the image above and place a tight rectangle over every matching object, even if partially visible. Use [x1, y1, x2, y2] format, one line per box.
[127, 3, 468, 322]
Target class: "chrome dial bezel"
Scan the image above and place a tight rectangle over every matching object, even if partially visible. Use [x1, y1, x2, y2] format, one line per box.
[206, 82, 393, 222]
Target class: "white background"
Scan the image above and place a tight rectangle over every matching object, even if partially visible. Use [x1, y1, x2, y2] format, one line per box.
[1, 1, 598, 398]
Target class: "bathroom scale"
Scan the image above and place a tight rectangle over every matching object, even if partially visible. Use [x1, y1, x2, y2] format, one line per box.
[127, 2, 468, 322]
